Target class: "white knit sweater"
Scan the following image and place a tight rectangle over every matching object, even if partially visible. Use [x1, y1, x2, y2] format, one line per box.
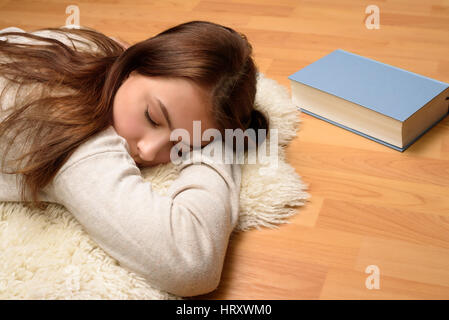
[0, 27, 241, 297]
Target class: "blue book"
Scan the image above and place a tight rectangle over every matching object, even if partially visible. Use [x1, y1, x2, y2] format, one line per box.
[288, 49, 449, 151]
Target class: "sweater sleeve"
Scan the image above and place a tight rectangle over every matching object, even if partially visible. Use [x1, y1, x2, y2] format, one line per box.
[42, 126, 241, 297]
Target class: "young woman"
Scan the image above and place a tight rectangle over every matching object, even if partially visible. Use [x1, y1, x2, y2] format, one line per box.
[0, 21, 269, 297]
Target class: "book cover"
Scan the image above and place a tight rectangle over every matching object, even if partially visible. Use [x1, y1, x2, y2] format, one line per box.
[288, 49, 449, 151]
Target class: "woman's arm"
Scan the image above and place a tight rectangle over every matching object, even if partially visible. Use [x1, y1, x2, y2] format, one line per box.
[43, 126, 241, 297]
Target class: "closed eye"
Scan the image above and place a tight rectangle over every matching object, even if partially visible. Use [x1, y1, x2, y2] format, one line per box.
[145, 109, 158, 127]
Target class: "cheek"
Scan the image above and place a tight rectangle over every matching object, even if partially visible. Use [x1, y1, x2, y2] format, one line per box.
[159, 145, 174, 161]
[113, 84, 137, 135]
[152, 144, 175, 165]
[113, 103, 141, 139]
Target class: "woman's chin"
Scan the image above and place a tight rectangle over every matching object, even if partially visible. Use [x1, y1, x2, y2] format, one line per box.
[136, 161, 160, 169]
[136, 162, 150, 169]
[134, 157, 171, 168]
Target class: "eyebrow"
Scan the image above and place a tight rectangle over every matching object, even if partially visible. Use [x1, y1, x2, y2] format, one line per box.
[156, 98, 173, 131]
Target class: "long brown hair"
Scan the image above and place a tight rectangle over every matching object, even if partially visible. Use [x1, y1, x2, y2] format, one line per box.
[0, 20, 268, 210]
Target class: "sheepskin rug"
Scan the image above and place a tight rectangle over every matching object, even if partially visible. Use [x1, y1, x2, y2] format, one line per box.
[0, 72, 310, 300]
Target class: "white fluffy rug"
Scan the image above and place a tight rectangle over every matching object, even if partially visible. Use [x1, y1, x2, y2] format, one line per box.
[0, 72, 309, 300]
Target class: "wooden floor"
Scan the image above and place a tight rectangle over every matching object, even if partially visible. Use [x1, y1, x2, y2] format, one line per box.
[1, 0, 449, 300]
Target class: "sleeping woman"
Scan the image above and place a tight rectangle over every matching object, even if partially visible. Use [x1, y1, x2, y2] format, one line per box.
[0, 21, 269, 297]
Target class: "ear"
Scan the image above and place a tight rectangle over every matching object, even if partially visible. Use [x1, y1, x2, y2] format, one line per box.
[121, 70, 136, 85]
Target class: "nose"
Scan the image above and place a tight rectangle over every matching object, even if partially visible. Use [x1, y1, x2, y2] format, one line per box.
[136, 134, 166, 162]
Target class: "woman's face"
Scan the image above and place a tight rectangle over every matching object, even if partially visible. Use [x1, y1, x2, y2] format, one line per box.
[112, 71, 217, 168]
